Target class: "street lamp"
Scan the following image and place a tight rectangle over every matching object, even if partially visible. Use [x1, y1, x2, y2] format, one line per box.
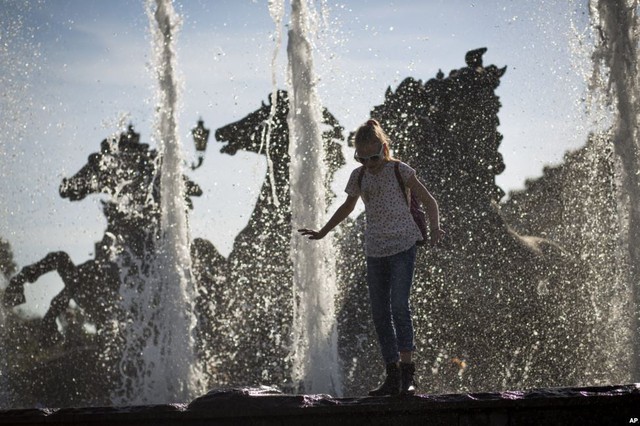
[191, 119, 210, 170]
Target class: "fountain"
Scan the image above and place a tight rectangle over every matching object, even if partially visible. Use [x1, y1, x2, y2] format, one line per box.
[502, 0, 640, 387]
[286, 0, 342, 395]
[589, 0, 640, 376]
[0, 0, 638, 423]
[111, 0, 203, 405]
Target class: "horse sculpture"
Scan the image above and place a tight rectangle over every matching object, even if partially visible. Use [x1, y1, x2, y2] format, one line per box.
[59, 124, 202, 258]
[3, 125, 202, 347]
[203, 90, 345, 388]
[336, 48, 590, 395]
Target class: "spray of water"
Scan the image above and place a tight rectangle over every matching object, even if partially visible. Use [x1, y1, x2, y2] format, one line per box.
[111, 0, 202, 405]
[264, 0, 286, 208]
[287, 0, 342, 396]
[589, 0, 640, 381]
[0, 1, 41, 410]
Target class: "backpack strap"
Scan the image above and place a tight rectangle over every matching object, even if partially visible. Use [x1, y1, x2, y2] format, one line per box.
[394, 161, 409, 205]
[357, 166, 366, 190]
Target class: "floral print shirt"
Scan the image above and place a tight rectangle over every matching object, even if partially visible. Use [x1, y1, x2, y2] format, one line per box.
[345, 161, 422, 257]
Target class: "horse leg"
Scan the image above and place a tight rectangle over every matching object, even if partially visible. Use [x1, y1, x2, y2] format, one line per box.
[40, 287, 72, 347]
[24, 251, 76, 280]
[39, 252, 82, 346]
[0, 253, 59, 307]
[3, 251, 78, 309]
[3, 275, 27, 307]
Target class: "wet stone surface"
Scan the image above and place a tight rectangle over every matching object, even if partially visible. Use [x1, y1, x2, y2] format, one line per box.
[0, 383, 638, 425]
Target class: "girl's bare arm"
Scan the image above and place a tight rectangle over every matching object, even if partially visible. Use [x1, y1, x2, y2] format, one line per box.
[406, 174, 445, 245]
[298, 195, 359, 240]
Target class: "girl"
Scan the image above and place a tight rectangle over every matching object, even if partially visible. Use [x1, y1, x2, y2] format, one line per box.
[298, 119, 445, 396]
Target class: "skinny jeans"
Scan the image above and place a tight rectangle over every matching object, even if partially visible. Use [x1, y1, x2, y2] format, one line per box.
[366, 244, 417, 364]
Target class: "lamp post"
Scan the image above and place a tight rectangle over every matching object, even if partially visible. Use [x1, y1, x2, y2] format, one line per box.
[191, 119, 210, 170]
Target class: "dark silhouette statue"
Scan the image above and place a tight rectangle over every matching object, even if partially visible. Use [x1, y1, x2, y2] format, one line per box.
[197, 90, 345, 388]
[4, 125, 202, 346]
[336, 48, 591, 395]
[59, 124, 202, 257]
[190, 236, 228, 379]
[4, 241, 119, 346]
[2, 125, 204, 407]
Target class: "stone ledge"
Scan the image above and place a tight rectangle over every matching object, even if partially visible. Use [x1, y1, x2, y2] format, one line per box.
[0, 384, 638, 425]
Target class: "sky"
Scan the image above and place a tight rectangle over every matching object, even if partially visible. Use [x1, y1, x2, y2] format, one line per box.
[0, 0, 597, 316]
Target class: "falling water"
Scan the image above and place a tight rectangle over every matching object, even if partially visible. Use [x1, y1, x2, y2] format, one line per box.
[589, 0, 640, 381]
[287, 0, 342, 395]
[112, 0, 202, 404]
[265, 0, 286, 208]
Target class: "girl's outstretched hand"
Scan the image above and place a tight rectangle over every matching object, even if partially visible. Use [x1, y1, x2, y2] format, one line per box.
[298, 228, 325, 240]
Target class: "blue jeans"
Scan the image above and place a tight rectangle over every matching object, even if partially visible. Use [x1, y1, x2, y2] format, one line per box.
[366, 245, 417, 364]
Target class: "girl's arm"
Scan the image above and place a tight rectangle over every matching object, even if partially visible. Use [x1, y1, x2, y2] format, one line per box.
[298, 194, 359, 240]
[406, 174, 445, 246]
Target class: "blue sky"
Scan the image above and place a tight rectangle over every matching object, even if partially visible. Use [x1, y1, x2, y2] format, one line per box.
[1, 0, 595, 315]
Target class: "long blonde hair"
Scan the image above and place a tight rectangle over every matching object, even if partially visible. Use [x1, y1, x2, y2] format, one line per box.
[354, 119, 393, 161]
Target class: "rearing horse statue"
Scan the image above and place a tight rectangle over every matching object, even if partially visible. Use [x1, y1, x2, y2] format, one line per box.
[205, 90, 345, 388]
[3, 125, 202, 346]
[336, 48, 590, 395]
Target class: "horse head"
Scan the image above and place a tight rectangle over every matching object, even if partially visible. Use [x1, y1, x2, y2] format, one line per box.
[215, 90, 346, 199]
[215, 90, 290, 159]
[60, 125, 202, 209]
[60, 125, 157, 205]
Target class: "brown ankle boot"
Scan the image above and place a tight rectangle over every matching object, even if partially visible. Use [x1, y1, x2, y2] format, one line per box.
[400, 362, 416, 395]
[368, 363, 400, 396]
